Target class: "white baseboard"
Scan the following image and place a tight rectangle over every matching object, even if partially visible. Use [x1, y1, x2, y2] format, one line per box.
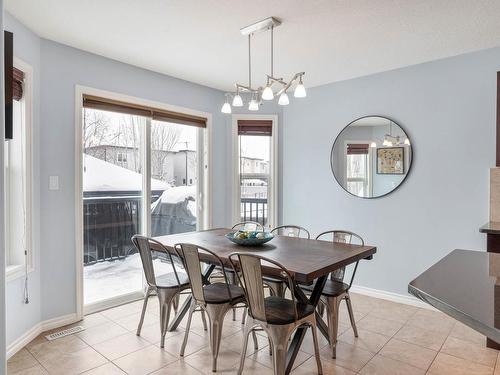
[350, 285, 437, 311]
[7, 313, 80, 360]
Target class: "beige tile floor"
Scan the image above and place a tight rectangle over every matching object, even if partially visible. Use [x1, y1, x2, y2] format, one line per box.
[7, 292, 500, 375]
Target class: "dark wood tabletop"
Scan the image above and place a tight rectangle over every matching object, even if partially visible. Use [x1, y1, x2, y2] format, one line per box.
[153, 228, 377, 283]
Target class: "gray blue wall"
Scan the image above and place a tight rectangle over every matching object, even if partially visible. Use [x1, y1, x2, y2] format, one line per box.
[4, 12, 42, 349]
[283, 47, 497, 295]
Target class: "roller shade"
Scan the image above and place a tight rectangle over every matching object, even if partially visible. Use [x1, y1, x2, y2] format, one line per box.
[237, 119, 272, 136]
[13, 67, 24, 101]
[347, 143, 369, 155]
[82, 94, 207, 128]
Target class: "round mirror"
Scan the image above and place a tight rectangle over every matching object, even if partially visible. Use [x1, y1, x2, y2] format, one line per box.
[331, 116, 413, 198]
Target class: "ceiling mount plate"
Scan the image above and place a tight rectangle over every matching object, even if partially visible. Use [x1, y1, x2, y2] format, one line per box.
[240, 17, 281, 36]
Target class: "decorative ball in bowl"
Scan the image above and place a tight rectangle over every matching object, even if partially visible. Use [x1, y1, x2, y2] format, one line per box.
[225, 230, 274, 246]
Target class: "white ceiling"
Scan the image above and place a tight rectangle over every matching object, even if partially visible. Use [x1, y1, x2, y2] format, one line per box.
[6, 0, 500, 92]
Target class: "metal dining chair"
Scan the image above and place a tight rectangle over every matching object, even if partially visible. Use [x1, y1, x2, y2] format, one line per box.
[232, 221, 265, 231]
[132, 235, 194, 348]
[239, 225, 311, 326]
[219, 221, 265, 321]
[174, 243, 258, 372]
[229, 252, 323, 375]
[271, 225, 311, 239]
[302, 230, 364, 358]
[263, 225, 311, 297]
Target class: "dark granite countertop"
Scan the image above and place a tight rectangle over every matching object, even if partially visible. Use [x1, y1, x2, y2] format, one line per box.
[409, 249, 500, 343]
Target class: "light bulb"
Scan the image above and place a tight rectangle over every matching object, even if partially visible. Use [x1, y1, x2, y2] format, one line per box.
[278, 92, 289, 105]
[370, 142, 377, 148]
[232, 94, 243, 107]
[404, 138, 411, 145]
[248, 99, 259, 111]
[221, 102, 231, 114]
[262, 86, 274, 100]
[294, 83, 306, 98]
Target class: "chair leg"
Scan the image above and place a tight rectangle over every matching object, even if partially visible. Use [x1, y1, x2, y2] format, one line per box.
[317, 300, 325, 318]
[265, 325, 293, 375]
[252, 330, 258, 350]
[205, 303, 231, 372]
[180, 299, 196, 356]
[158, 289, 176, 348]
[173, 294, 180, 314]
[345, 293, 358, 337]
[230, 272, 238, 321]
[326, 296, 341, 358]
[201, 309, 208, 331]
[241, 307, 247, 325]
[310, 321, 323, 375]
[136, 286, 153, 336]
[238, 319, 254, 375]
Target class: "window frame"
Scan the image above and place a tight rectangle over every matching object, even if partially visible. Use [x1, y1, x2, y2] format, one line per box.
[231, 114, 278, 229]
[75, 85, 213, 317]
[5, 57, 33, 282]
[343, 140, 373, 198]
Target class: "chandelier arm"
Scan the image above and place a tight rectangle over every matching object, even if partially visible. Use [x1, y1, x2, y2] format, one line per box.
[275, 72, 305, 96]
[267, 75, 287, 86]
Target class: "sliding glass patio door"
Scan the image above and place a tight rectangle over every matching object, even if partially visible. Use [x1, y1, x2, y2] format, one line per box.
[82, 101, 206, 311]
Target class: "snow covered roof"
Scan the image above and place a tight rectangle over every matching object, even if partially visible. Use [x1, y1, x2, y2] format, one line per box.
[83, 154, 170, 192]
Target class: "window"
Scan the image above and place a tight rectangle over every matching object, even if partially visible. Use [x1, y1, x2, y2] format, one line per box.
[345, 143, 370, 197]
[4, 62, 32, 279]
[232, 117, 278, 228]
[81, 93, 208, 310]
[117, 152, 127, 163]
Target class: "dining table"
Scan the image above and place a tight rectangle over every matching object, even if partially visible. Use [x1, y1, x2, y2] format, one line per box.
[153, 228, 377, 374]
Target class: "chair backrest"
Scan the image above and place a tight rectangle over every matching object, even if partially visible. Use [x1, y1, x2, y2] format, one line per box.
[229, 252, 298, 323]
[315, 230, 364, 286]
[232, 221, 264, 232]
[131, 235, 184, 288]
[175, 243, 234, 304]
[271, 225, 310, 239]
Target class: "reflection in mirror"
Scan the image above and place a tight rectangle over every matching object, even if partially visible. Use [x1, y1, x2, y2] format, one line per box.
[330, 116, 412, 198]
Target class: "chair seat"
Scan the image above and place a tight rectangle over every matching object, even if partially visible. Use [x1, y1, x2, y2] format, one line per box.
[203, 283, 246, 304]
[301, 279, 349, 297]
[156, 272, 190, 289]
[261, 296, 315, 325]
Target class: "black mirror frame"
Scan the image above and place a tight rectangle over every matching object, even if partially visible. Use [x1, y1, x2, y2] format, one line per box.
[330, 115, 414, 199]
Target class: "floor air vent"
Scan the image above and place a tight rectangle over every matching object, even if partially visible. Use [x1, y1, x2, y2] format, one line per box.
[45, 326, 85, 341]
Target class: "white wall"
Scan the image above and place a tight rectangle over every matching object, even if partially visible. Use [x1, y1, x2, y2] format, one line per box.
[283, 46, 498, 295]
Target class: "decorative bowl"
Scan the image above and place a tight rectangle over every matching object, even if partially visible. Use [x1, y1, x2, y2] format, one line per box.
[225, 231, 274, 246]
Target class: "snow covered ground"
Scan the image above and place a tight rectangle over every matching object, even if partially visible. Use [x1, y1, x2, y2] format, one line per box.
[84, 253, 175, 305]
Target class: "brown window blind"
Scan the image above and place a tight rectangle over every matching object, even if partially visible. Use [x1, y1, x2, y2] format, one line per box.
[237, 119, 272, 136]
[13, 67, 24, 101]
[346, 143, 369, 155]
[82, 94, 207, 128]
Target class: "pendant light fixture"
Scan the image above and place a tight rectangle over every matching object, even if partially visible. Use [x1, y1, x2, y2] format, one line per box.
[221, 94, 232, 114]
[221, 17, 306, 113]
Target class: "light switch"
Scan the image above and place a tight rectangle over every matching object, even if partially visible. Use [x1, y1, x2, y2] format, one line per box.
[49, 176, 59, 190]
